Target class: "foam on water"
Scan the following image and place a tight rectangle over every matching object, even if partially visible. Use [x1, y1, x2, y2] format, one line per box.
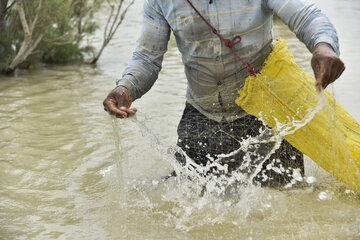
[108, 91, 339, 234]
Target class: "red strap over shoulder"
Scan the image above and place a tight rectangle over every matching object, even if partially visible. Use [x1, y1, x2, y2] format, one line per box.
[185, 0, 259, 76]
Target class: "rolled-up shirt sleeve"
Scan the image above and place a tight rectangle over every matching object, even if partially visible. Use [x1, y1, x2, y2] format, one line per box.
[116, 0, 171, 100]
[264, 0, 340, 55]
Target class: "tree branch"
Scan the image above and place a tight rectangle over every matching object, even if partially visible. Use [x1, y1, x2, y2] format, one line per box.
[109, 0, 134, 40]
[16, 0, 31, 38]
[30, 0, 42, 33]
[5, 1, 16, 12]
[90, 0, 134, 64]
[51, 40, 75, 46]
[104, 2, 115, 41]
[23, 33, 44, 59]
[50, 31, 74, 42]
[106, 0, 124, 42]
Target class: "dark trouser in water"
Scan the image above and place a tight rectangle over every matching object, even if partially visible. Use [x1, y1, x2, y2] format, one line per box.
[175, 102, 304, 187]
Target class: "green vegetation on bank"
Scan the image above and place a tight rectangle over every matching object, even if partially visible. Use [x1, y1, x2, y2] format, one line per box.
[0, 0, 134, 73]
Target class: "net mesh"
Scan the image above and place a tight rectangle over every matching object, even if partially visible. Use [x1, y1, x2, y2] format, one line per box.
[175, 102, 304, 189]
[168, 39, 360, 194]
[235, 38, 360, 193]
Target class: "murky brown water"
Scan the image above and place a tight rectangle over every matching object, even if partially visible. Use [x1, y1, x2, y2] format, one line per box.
[1, 0, 360, 239]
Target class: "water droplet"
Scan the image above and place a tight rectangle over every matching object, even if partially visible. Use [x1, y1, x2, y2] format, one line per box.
[318, 191, 328, 200]
[305, 176, 316, 184]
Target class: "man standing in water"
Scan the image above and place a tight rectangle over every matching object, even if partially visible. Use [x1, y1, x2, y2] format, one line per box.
[103, 0, 345, 186]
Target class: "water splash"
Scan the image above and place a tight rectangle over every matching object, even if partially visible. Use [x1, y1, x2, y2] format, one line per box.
[109, 90, 357, 234]
[123, 90, 328, 191]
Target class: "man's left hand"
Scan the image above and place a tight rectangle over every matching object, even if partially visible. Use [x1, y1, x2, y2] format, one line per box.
[311, 42, 345, 91]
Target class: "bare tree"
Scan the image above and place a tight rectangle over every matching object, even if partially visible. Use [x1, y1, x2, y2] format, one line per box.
[1, 0, 134, 73]
[7, 0, 101, 71]
[8, 0, 44, 71]
[90, 0, 134, 64]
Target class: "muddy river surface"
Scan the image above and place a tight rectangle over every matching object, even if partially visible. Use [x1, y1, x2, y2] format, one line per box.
[1, 0, 360, 239]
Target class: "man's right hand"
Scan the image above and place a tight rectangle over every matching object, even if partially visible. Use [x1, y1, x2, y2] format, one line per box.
[103, 86, 137, 118]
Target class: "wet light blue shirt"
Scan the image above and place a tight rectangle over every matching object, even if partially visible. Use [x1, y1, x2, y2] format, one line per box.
[117, 0, 339, 122]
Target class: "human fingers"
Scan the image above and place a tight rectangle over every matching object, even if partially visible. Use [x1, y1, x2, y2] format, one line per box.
[315, 73, 325, 91]
[119, 106, 137, 116]
[322, 59, 345, 89]
[104, 98, 129, 118]
[334, 60, 345, 80]
[314, 57, 345, 90]
[311, 42, 346, 90]
[103, 86, 135, 118]
[314, 62, 328, 91]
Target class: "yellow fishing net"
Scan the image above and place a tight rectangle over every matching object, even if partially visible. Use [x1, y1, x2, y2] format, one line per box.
[236, 39, 360, 192]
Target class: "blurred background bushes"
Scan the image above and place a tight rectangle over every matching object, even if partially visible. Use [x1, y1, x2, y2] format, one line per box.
[0, 0, 132, 73]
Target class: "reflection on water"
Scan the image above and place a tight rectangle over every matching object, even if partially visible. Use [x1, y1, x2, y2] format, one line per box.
[1, 0, 360, 239]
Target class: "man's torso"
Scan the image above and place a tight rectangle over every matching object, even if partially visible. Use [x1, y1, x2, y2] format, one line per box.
[156, 0, 274, 121]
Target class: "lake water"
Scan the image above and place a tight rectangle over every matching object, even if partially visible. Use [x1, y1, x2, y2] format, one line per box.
[1, 0, 360, 239]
